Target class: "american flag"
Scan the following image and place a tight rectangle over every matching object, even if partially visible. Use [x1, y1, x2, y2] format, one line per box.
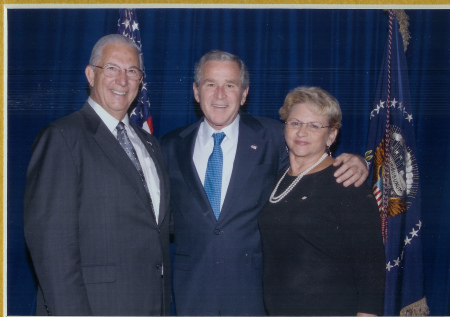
[365, 10, 429, 316]
[118, 9, 153, 134]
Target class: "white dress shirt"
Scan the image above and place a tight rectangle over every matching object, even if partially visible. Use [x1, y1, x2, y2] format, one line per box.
[193, 115, 239, 210]
[88, 98, 161, 223]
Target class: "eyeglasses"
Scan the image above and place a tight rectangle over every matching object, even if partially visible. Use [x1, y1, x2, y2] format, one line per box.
[285, 120, 330, 132]
[92, 64, 144, 80]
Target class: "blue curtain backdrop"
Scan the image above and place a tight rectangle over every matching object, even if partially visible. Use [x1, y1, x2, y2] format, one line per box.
[7, 8, 450, 315]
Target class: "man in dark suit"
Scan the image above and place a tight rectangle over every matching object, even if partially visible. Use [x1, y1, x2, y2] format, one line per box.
[160, 50, 368, 316]
[24, 34, 170, 316]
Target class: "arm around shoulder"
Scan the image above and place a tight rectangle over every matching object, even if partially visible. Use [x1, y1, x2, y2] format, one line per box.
[333, 153, 369, 187]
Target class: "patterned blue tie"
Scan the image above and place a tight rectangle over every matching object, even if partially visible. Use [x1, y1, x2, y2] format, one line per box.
[204, 132, 225, 220]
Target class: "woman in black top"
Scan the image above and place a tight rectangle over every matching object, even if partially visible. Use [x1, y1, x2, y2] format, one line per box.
[258, 86, 385, 316]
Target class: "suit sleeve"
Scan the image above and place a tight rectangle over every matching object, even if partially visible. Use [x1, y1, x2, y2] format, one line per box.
[24, 124, 92, 315]
[158, 135, 174, 235]
[274, 121, 289, 173]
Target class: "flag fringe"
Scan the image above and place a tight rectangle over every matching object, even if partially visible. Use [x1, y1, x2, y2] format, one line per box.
[392, 9, 411, 52]
[400, 297, 429, 316]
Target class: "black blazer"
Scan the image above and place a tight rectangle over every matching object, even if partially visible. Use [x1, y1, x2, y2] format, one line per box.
[24, 103, 171, 316]
[160, 112, 288, 316]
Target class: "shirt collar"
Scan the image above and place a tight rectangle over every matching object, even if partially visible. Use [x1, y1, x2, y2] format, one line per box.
[87, 97, 130, 133]
[199, 114, 240, 146]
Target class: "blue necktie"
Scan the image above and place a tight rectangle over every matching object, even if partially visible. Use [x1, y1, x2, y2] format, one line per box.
[204, 132, 225, 220]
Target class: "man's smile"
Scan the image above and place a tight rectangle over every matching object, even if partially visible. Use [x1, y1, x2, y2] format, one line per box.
[112, 90, 126, 96]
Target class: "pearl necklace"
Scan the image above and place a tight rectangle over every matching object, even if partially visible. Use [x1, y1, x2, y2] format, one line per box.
[269, 153, 328, 203]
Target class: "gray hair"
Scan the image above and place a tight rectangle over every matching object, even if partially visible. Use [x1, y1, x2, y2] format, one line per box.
[194, 50, 249, 90]
[89, 34, 143, 70]
[279, 86, 342, 130]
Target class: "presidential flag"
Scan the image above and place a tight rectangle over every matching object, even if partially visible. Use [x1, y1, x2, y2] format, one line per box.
[365, 10, 429, 316]
[118, 9, 154, 134]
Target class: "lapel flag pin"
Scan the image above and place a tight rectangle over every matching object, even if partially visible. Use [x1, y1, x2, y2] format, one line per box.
[251, 145, 257, 150]
[146, 141, 154, 152]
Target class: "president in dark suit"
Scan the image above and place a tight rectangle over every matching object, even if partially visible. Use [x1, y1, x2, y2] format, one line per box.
[24, 34, 171, 316]
[160, 50, 368, 316]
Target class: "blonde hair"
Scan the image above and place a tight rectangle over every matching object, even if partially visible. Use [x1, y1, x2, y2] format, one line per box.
[279, 86, 342, 130]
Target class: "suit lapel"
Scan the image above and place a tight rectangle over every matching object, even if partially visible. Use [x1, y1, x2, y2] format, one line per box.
[219, 114, 266, 221]
[80, 104, 154, 217]
[177, 121, 217, 224]
[131, 122, 168, 225]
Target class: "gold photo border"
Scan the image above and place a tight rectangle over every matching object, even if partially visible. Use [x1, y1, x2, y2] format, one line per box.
[1, 1, 448, 315]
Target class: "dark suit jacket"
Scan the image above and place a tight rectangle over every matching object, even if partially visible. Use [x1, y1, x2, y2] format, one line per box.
[160, 112, 288, 316]
[24, 103, 171, 316]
